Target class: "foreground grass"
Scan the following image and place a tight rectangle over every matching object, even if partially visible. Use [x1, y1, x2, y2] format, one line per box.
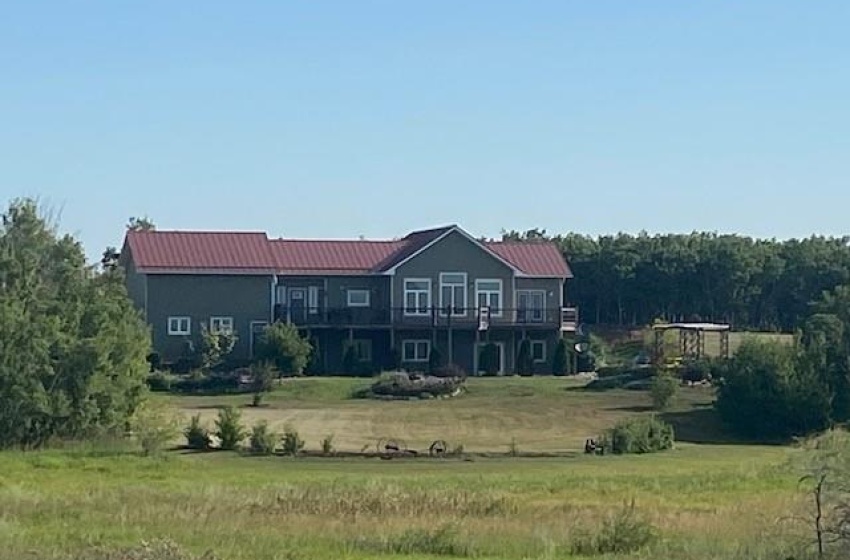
[0, 377, 812, 559]
[0, 445, 805, 560]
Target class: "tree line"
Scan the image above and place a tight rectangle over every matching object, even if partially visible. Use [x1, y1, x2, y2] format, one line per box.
[502, 228, 850, 331]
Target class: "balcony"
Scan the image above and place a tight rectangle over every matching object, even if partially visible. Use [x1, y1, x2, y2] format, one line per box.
[273, 304, 578, 330]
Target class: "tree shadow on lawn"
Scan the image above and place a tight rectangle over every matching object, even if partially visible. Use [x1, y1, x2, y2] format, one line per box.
[658, 407, 781, 445]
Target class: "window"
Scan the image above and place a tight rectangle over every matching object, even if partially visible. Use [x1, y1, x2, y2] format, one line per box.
[440, 272, 467, 316]
[345, 339, 372, 362]
[308, 286, 320, 315]
[167, 316, 191, 336]
[517, 290, 546, 322]
[531, 340, 546, 363]
[402, 340, 430, 362]
[475, 279, 503, 317]
[210, 316, 234, 334]
[347, 289, 370, 307]
[404, 278, 431, 315]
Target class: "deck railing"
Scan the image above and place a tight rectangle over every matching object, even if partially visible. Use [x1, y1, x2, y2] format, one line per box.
[273, 305, 578, 330]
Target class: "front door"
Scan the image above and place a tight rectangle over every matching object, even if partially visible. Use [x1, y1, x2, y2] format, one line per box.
[288, 288, 307, 323]
[475, 342, 505, 375]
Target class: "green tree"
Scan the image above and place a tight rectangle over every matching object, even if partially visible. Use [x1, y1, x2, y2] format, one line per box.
[552, 338, 570, 376]
[715, 339, 832, 439]
[250, 361, 277, 407]
[255, 322, 312, 376]
[516, 339, 532, 376]
[199, 324, 237, 372]
[650, 372, 678, 411]
[214, 406, 246, 451]
[127, 216, 156, 231]
[0, 198, 150, 449]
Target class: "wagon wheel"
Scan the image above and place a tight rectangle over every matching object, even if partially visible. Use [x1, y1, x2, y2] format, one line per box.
[429, 439, 448, 456]
[377, 437, 407, 455]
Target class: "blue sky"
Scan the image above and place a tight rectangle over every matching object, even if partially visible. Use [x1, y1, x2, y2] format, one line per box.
[2, 1, 848, 260]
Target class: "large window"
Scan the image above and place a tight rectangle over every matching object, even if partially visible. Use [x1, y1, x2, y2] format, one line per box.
[475, 279, 503, 317]
[167, 316, 191, 336]
[440, 272, 467, 316]
[402, 340, 430, 362]
[404, 278, 431, 316]
[209, 316, 234, 334]
[516, 290, 546, 322]
[347, 289, 370, 307]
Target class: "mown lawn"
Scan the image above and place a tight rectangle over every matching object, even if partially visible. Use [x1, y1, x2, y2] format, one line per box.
[0, 377, 811, 559]
[160, 376, 727, 454]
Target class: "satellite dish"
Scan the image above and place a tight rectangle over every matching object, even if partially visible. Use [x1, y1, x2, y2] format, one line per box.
[575, 342, 590, 353]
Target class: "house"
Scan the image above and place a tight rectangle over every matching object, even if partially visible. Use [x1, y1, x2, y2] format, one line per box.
[120, 224, 577, 375]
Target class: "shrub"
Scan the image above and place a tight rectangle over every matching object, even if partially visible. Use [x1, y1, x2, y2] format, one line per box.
[250, 361, 277, 406]
[552, 338, 570, 376]
[184, 414, 212, 450]
[428, 345, 444, 374]
[681, 357, 713, 383]
[281, 425, 305, 455]
[321, 433, 335, 455]
[214, 406, 246, 450]
[385, 347, 401, 370]
[146, 370, 176, 392]
[650, 372, 678, 410]
[572, 500, 657, 555]
[516, 339, 532, 376]
[604, 416, 674, 454]
[478, 343, 500, 376]
[131, 400, 181, 456]
[255, 322, 312, 376]
[433, 363, 467, 379]
[249, 420, 277, 455]
[305, 336, 323, 375]
[366, 371, 465, 399]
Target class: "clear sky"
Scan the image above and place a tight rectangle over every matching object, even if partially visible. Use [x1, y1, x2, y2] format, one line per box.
[2, 1, 849, 261]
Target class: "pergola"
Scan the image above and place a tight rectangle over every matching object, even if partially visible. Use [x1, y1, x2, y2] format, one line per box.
[651, 322, 731, 364]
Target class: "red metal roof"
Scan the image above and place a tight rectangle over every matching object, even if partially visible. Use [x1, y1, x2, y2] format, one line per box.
[486, 241, 574, 278]
[124, 227, 572, 278]
[271, 240, 404, 274]
[125, 231, 276, 273]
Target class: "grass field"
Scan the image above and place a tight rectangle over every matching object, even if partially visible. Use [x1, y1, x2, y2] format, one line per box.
[0, 377, 812, 560]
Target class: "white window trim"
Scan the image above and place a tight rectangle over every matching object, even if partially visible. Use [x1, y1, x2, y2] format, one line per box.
[531, 340, 546, 363]
[403, 278, 432, 316]
[439, 272, 468, 317]
[475, 279, 503, 318]
[402, 339, 431, 362]
[167, 316, 191, 336]
[346, 289, 371, 307]
[209, 316, 234, 335]
[517, 289, 547, 322]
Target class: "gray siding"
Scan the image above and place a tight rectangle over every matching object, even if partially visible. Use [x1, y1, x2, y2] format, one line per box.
[146, 274, 274, 361]
[393, 230, 515, 325]
[122, 253, 147, 318]
[515, 277, 563, 310]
